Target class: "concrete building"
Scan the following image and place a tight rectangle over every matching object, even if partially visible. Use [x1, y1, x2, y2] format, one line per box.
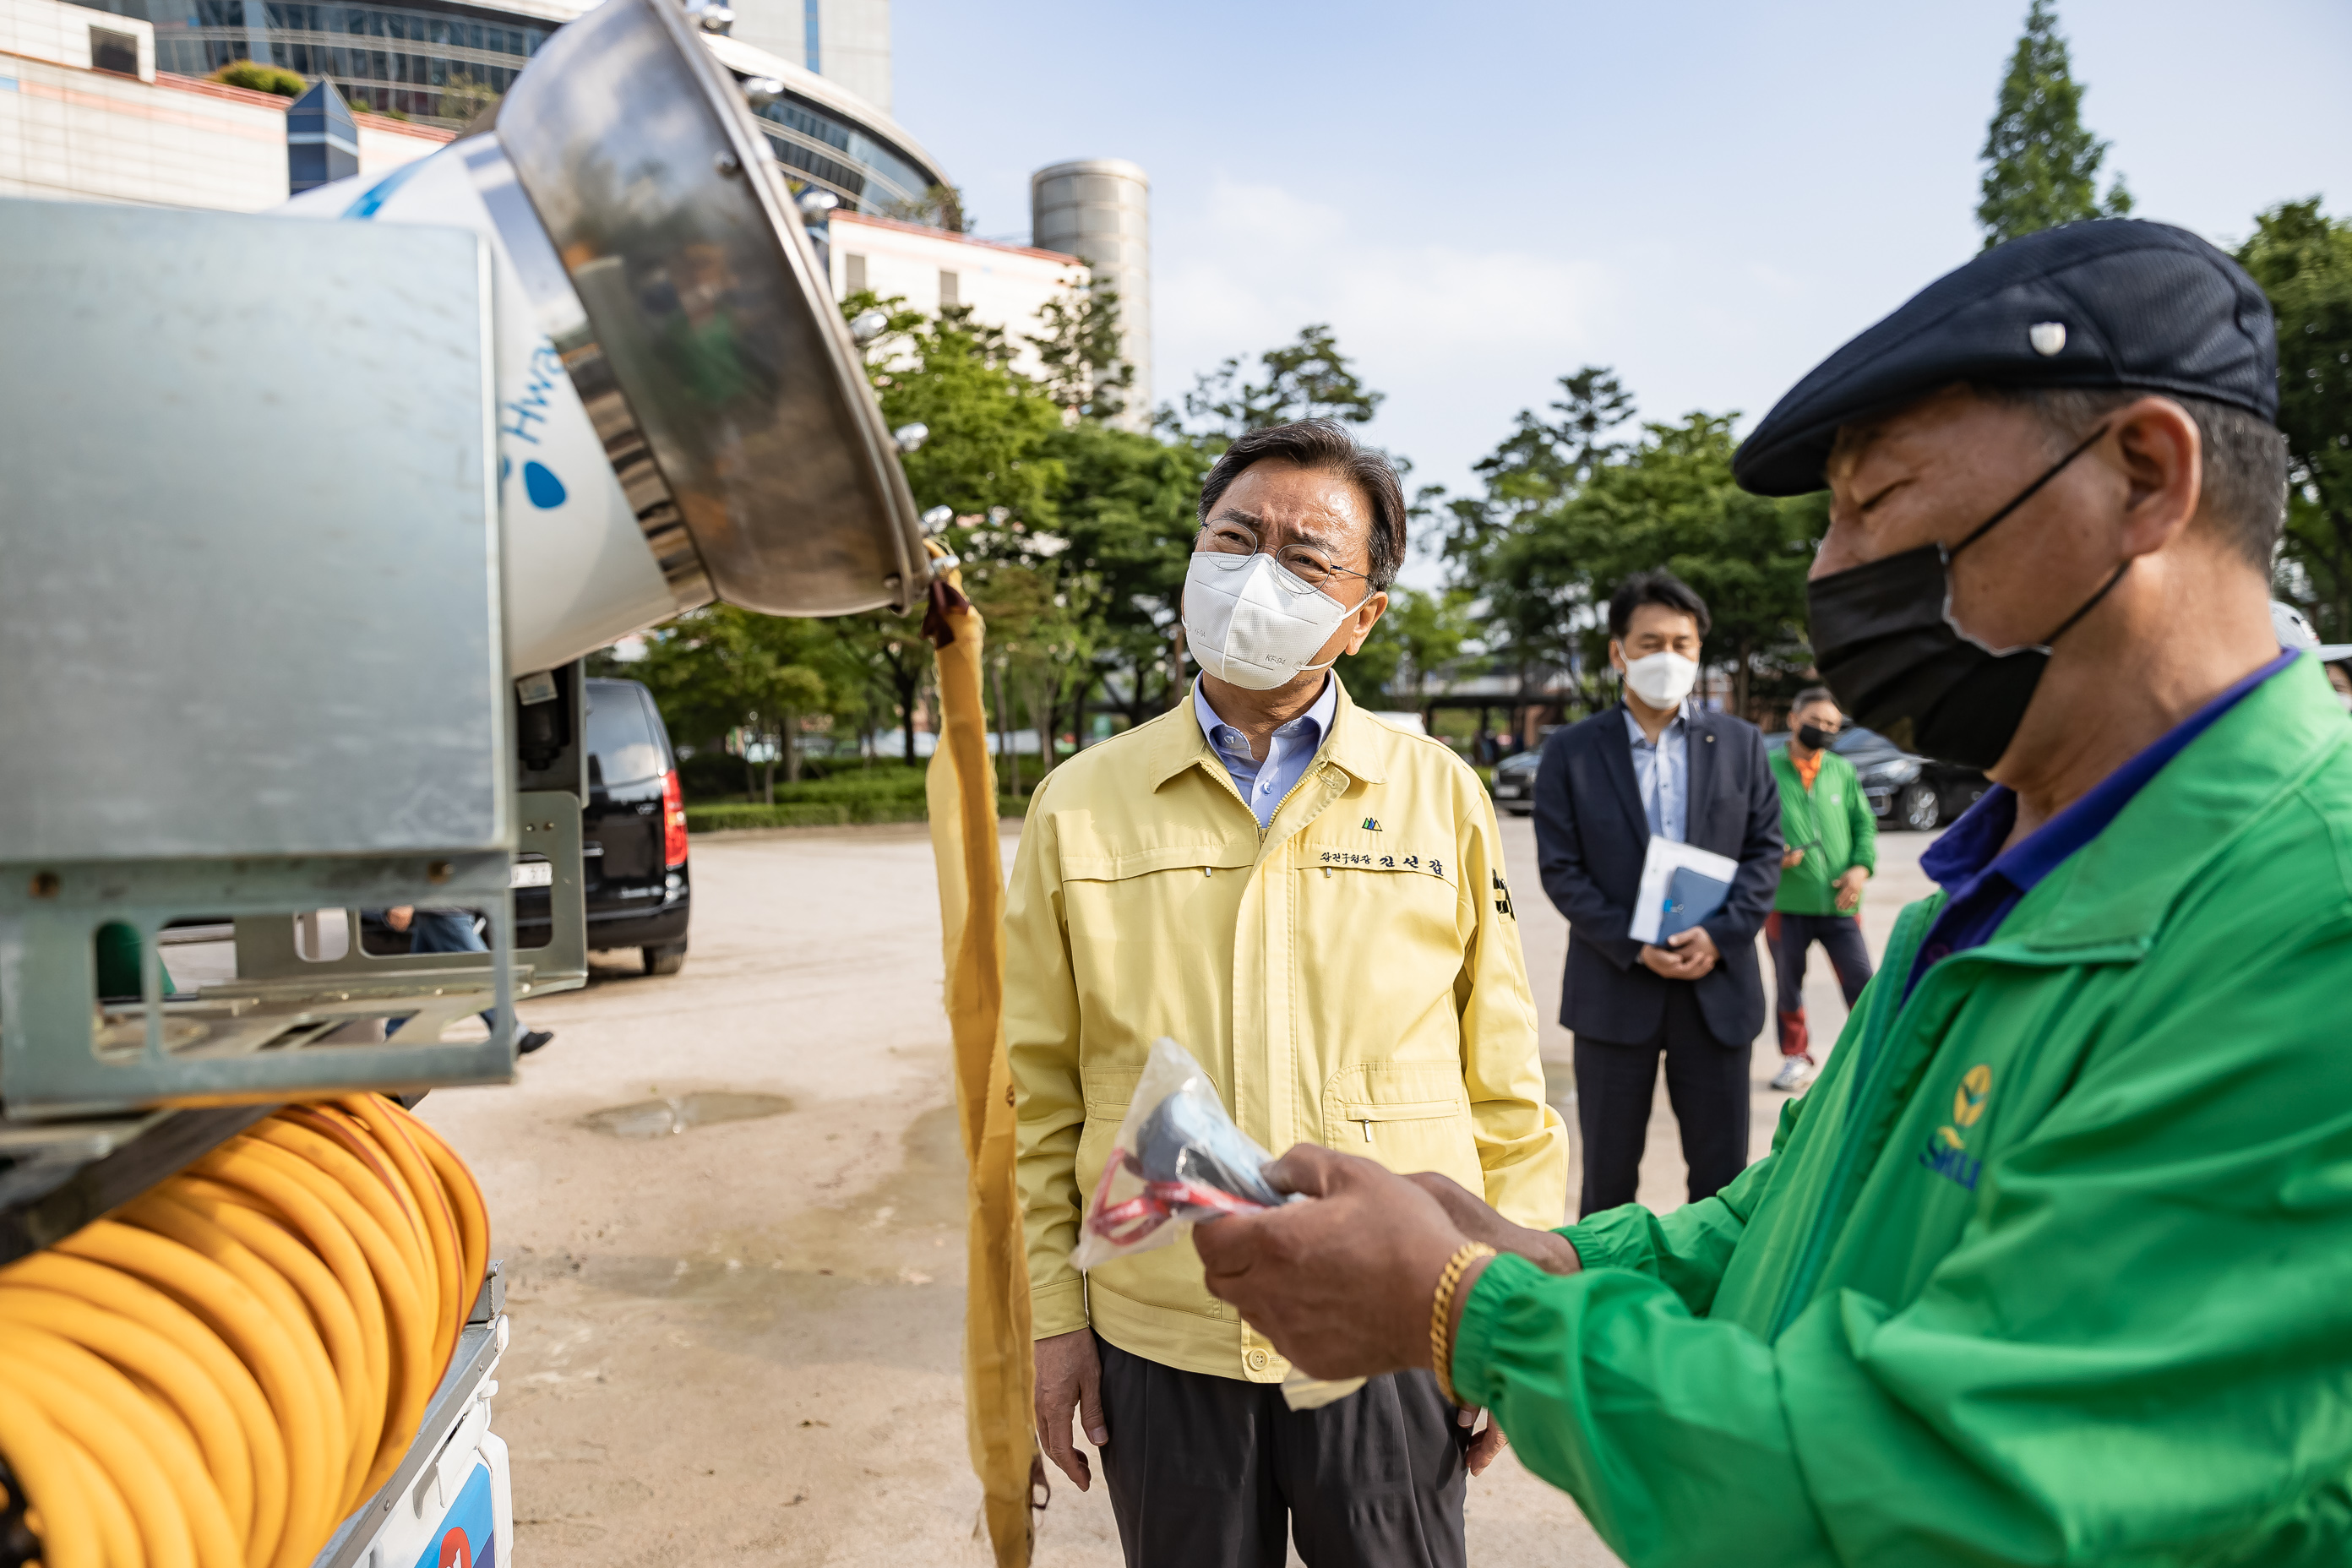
[828, 207, 1082, 377]
[727, 0, 888, 115]
[1031, 158, 1150, 427]
[1, 0, 447, 210]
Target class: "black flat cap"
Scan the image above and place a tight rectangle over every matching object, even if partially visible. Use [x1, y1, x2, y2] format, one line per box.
[1734, 220, 2278, 497]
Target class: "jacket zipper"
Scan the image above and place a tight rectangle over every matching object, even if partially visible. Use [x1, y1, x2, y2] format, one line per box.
[1259, 763, 1329, 848]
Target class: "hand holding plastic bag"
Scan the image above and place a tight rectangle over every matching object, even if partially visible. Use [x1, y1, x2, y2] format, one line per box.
[1070, 1037, 1286, 1269]
[1070, 1038, 1366, 1409]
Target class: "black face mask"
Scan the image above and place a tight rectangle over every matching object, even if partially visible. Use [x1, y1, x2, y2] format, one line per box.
[1805, 424, 2126, 770]
[1796, 722, 1838, 752]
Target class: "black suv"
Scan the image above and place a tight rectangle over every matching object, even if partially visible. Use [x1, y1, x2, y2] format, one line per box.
[517, 678, 691, 973]
[1766, 725, 1988, 831]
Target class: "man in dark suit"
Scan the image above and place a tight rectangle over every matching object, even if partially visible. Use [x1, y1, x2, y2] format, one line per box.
[1533, 570, 1783, 1216]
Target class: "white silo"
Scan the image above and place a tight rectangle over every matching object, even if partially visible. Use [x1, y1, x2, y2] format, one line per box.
[1031, 158, 1151, 428]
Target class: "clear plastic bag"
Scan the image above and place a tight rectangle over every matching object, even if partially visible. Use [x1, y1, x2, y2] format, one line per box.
[1070, 1037, 1287, 1271]
[1070, 1037, 1366, 1409]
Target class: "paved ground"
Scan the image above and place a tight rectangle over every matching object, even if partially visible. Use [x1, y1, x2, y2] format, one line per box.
[415, 814, 1936, 1566]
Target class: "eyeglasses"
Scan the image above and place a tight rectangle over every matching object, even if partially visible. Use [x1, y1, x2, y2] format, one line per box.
[1195, 520, 1371, 591]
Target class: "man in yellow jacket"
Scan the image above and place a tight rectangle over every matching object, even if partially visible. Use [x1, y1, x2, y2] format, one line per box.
[1008, 418, 1568, 1568]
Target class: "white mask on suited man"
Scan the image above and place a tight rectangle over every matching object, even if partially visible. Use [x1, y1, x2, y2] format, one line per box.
[1183, 552, 1369, 692]
[1620, 650, 1700, 710]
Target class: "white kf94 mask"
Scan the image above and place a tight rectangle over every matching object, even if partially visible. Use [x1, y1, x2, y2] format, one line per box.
[1621, 650, 1700, 709]
[1183, 553, 1369, 692]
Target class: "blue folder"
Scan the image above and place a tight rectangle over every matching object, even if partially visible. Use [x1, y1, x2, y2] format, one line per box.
[1656, 864, 1734, 941]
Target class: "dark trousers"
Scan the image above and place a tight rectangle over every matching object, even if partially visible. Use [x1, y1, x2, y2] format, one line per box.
[390, 909, 514, 1043]
[1572, 982, 1748, 1217]
[1767, 911, 1873, 1058]
[1095, 1333, 1466, 1568]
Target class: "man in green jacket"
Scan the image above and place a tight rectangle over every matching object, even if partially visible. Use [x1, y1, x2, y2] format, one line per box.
[1192, 220, 2352, 1565]
[1766, 687, 1876, 1092]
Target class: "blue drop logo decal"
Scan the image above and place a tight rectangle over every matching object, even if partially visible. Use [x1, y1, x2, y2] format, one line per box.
[523, 460, 567, 509]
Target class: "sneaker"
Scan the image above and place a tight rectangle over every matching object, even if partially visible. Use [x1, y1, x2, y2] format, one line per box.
[1770, 1054, 1816, 1092]
[517, 1029, 555, 1056]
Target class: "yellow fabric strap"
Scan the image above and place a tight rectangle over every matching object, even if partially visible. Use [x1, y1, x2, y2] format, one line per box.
[923, 548, 1037, 1567]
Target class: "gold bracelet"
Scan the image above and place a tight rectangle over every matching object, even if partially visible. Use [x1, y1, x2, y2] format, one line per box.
[1429, 1241, 1495, 1407]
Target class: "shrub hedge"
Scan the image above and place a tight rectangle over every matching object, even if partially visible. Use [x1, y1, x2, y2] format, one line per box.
[686, 794, 1025, 833]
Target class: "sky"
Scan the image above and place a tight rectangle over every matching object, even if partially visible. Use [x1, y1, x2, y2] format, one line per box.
[889, 0, 2352, 576]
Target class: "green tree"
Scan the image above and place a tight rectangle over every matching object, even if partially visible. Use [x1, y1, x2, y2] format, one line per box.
[1432, 368, 1636, 700]
[1977, 0, 2132, 248]
[855, 291, 1065, 532]
[1465, 407, 1825, 719]
[1029, 279, 1135, 424]
[1169, 324, 1383, 449]
[1344, 587, 1476, 710]
[2238, 200, 2352, 640]
[829, 612, 935, 768]
[961, 562, 1097, 792]
[634, 607, 853, 799]
[1436, 367, 1633, 571]
[1043, 420, 1209, 727]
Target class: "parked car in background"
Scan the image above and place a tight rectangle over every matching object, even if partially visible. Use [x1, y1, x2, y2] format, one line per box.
[1765, 724, 1987, 831]
[515, 677, 691, 974]
[1489, 747, 1544, 816]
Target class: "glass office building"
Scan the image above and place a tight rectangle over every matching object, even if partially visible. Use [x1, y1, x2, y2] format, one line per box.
[747, 86, 936, 215]
[67, 0, 947, 217]
[70, 0, 558, 120]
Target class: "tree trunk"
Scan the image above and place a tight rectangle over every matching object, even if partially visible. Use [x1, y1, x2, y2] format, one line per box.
[783, 706, 803, 784]
[994, 660, 1022, 798]
[1168, 623, 1189, 710]
[760, 754, 776, 805]
[1032, 672, 1059, 779]
[1069, 672, 1093, 753]
[1122, 656, 1148, 729]
[896, 672, 921, 769]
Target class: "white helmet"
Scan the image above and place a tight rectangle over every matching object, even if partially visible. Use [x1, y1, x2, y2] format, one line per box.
[2271, 601, 2352, 662]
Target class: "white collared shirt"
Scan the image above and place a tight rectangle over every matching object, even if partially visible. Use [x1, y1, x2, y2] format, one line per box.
[1194, 675, 1340, 828]
[1623, 701, 1690, 842]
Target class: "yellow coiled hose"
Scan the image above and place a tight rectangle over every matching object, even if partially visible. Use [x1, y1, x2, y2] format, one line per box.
[0, 1095, 488, 1568]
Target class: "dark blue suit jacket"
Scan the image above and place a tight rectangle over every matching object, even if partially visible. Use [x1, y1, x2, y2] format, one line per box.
[1532, 703, 1783, 1048]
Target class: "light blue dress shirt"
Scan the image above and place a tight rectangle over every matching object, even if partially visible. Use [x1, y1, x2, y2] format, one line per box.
[1623, 701, 1690, 842]
[1195, 676, 1339, 828]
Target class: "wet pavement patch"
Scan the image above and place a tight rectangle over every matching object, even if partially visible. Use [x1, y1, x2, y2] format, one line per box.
[581, 1092, 794, 1139]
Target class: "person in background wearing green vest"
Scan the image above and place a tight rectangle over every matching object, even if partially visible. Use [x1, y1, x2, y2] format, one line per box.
[1765, 686, 1876, 1092]
[1189, 220, 2352, 1565]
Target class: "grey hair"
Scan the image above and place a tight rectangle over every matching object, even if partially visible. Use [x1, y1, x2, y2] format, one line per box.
[1976, 384, 2288, 571]
[1196, 420, 1407, 590]
[1791, 686, 1839, 714]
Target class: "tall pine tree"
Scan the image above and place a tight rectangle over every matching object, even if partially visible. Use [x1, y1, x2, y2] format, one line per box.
[1977, 1, 2132, 249]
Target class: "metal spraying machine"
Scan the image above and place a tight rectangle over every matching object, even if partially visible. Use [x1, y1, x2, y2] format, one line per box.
[0, 0, 926, 1558]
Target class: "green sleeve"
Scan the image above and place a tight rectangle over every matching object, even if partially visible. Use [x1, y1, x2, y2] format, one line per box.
[1456, 1256, 1828, 1566]
[1456, 923, 2352, 1567]
[1560, 1095, 1801, 1315]
[93, 922, 176, 999]
[1846, 758, 1877, 874]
